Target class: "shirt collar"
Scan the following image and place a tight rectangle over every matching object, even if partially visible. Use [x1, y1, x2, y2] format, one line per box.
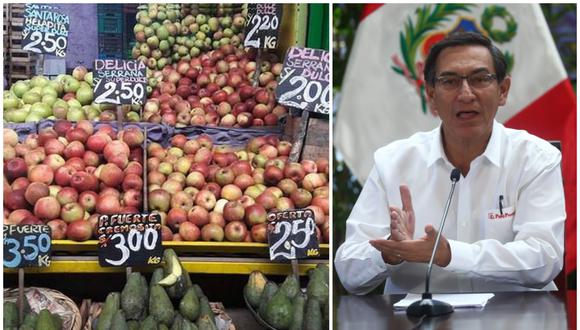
[426, 120, 502, 168]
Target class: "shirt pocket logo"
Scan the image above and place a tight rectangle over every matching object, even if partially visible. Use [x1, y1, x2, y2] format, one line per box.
[487, 207, 516, 220]
[485, 206, 515, 243]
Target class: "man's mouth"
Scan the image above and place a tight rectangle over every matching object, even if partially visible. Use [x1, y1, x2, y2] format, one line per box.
[456, 111, 479, 120]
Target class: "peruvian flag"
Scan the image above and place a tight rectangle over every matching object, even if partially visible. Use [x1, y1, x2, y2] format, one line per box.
[334, 3, 576, 289]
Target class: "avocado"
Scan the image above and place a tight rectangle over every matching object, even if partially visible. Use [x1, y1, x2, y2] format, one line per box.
[4, 301, 19, 329]
[110, 309, 129, 330]
[264, 290, 293, 329]
[149, 284, 175, 326]
[97, 292, 121, 330]
[304, 298, 322, 330]
[289, 293, 307, 330]
[122, 272, 147, 320]
[279, 274, 300, 300]
[243, 271, 268, 308]
[179, 287, 200, 322]
[258, 281, 279, 319]
[140, 315, 158, 330]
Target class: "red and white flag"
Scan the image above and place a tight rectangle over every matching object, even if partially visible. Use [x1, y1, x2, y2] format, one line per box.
[334, 4, 576, 283]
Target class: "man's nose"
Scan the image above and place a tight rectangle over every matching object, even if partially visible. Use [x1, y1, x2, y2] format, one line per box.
[456, 79, 476, 101]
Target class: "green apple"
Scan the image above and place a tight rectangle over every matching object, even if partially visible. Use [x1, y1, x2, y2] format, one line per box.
[30, 76, 49, 88]
[25, 112, 43, 122]
[11, 81, 30, 98]
[76, 87, 94, 105]
[67, 99, 82, 109]
[63, 78, 80, 93]
[66, 107, 86, 121]
[22, 91, 41, 105]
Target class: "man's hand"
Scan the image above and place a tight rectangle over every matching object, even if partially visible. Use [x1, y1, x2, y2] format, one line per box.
[389, 185, 415, 241]
[370, 225, 452, 267]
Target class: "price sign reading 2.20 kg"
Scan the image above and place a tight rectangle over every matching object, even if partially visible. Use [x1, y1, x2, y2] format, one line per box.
[98, 213, 162, 267]
[244, 4, 283, 49]
[94, 59, 147, 105]
[3, 225, 52, 268]
[267, 209, 320, 261]
[276, 47, 330, 115]
[22, 4, 69, 57]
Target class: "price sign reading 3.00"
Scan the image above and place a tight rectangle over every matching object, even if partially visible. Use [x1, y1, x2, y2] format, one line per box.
[98, 213, 162, 267]
[244, 4, 283, 49]
[3, 225, 52, 268]
[267, 209, 320, 261]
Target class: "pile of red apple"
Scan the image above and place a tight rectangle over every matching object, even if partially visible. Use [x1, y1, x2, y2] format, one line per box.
[3, 121, 145, 242]
[143, 44, 288, 128]
[147, 133, 330, 243]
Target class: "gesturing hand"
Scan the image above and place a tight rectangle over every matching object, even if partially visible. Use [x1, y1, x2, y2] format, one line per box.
[389, 185, 415, 241]
[370, 224, 452, 267]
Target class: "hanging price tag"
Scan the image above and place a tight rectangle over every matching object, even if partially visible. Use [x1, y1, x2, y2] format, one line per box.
[93, 59, 147, 105]
[267, 209, 320, 261]
[3, 225, 52, 268]
[97, 213, 162, 267]
[244, 4, 283, 49]
[22, 4, 69, 57]
[275, 47, 330, 115]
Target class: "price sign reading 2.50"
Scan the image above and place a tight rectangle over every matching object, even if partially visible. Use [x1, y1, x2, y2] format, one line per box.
[267, 209, 320, 261]
[3, 225, 52, 268]
[97, 213, 163, 267]
[22, 31, 68, 57]
[244, 4, 283, 49]
[93, 59, 148, 106]
[93, 79, 146, 105]
[22, 4, 69, 57]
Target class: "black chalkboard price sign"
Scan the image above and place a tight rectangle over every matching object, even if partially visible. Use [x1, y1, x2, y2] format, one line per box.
[97, 213, 162, 267]
[22, 4, 69, 57]
[3, 225, 52, 268]
[275, 47, 330, 115]
[93, 59, 147, 105]
[244, 4, 283, 49]
[267, 209, 320, 261]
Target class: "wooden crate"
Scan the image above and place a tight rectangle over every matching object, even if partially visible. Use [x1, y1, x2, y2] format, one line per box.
[284, 112, 329, 161]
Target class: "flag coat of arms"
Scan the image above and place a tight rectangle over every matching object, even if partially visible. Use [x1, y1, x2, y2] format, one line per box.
[334, 4, 576, 284]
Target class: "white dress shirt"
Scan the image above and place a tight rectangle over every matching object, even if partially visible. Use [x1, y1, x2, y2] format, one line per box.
[335, 120, 565, 294]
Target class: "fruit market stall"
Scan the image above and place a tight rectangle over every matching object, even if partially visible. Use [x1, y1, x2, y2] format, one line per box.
[4, 3, 329, 329]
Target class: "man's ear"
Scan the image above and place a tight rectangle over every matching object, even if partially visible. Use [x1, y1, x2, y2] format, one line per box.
[425, 84, 438, 115]
[498, 75, 511, 106]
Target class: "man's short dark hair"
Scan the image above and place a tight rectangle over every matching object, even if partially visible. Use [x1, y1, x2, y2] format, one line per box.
[423, 32, 508, 86]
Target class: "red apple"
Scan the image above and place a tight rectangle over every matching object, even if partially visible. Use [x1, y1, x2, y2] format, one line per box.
[251, 223, 268, 243]
[188, 205, 210, 227]
[4, 158, 28, 182]
[79, 191, 98, 212]
[60, 202, 85, 223]
[56, 187, 79, 206]
[33, 196, 61, 221]
[245, 204, 267, 226]
[47, 219, 68, 240]
[96, 194, 121, 215]
[24, 182, 50, 205]
[201, 223, 225, 241]
[66, 219, 92, 241]
[179, 221, 201, 241]
[224, 221, 248, 242]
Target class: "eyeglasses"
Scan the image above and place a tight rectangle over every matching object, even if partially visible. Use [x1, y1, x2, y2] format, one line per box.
[434, 73, 498, 91]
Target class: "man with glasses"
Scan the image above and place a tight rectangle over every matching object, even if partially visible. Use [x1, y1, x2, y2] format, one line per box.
[335, 32, 565, 294]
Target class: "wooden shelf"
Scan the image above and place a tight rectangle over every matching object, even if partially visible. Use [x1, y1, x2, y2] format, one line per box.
[4, 256, 328, 275]
[50, 240, 329, 256]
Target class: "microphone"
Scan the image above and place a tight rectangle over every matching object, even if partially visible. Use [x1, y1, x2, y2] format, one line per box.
[406, 168, 461, 317]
